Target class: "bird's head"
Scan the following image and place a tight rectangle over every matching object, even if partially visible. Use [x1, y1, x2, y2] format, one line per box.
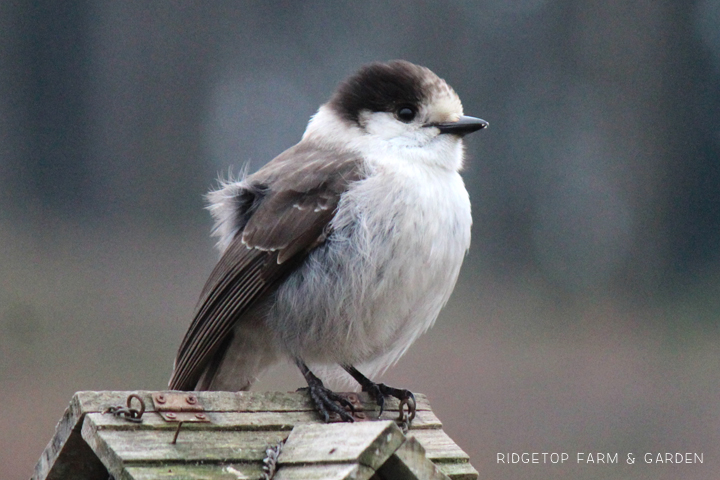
[304, 60, 487, 170]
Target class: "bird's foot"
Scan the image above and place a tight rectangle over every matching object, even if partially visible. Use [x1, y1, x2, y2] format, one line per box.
[344, 366, 416, 424]
[296, 360, 354, 423]
[298, 382, 355, 423]
[364, 382, 416, 423]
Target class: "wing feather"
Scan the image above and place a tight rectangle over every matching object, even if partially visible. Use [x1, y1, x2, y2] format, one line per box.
[168, 141, 362, 390]
[169, 245, 274, 390]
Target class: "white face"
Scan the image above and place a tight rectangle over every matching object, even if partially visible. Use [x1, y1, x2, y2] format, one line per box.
[302, 69, 469, 171]
[351, 89, 466, 171]
[303, 101, 467, 172]
[358, 85, 465, 147]
[360, 111, 433, 147]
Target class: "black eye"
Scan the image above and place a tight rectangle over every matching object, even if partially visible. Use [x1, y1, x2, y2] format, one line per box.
[396, 106, 416, 123]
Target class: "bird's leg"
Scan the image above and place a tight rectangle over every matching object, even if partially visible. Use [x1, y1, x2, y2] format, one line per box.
[343, 365, 416, 422]
[296, 359, 354, 422]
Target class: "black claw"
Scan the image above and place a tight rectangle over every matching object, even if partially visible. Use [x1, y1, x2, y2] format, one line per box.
[343, 366, 417, 424]
[373, 383, 416, 422]
[323, 389, 356, 421]
[296, 360, 355, 423]
[376, 392, 386, 417]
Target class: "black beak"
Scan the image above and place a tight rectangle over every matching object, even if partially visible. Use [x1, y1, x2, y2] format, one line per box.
[428, 116, 489, 137]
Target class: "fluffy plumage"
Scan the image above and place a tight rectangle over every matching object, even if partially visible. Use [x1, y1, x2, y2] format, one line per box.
[169, 60, 482, 395]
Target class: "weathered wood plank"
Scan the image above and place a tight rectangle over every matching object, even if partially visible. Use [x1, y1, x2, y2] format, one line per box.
[87, 409, 442, 431]
[35, 425, 109, 480]
[376, 437, 451, 480]
[279, 421, 405, 471]
[409, 430, 471, 462]
[81, 414, 129, 480]
[274, 463, 375, 480]
[124, 463, 264, 480]
[32, 395, 108, 480]
[83, 415, 288, 463]
[436, 462, 479, 480]
[72, 390, 431, 414]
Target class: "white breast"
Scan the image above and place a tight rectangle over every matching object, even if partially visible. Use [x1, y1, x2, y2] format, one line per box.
[269, 146, 472, 376]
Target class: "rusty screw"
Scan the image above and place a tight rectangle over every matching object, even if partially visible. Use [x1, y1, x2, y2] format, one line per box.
[166, 412, 177, 419]
[186, 395, 197, 405]
[355, 412, 366, 419]
[156, 394, 166, 404]
[195, 413, 206, 420]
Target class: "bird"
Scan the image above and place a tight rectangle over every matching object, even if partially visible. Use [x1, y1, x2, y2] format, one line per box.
[168, 60, 487, 422]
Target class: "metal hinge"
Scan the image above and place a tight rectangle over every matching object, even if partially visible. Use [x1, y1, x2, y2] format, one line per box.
[151, 392, 211, 423]
[329, 392, 369, 422]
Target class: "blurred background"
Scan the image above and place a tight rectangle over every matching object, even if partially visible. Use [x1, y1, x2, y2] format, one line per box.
[2, 1, 720, 479]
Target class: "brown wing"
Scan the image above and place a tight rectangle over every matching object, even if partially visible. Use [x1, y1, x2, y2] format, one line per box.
[168, 141, 361, 390]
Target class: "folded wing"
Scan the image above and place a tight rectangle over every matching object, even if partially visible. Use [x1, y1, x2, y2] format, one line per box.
[168, 143, 361, 390]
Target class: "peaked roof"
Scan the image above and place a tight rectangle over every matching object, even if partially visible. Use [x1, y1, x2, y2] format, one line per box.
[33, 390, 478, 480]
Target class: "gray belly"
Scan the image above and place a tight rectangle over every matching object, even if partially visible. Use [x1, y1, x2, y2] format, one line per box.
[268, 211, 468, 368]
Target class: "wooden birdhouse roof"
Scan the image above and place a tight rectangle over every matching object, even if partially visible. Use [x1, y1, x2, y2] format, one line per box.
[33, 390, 478, 480]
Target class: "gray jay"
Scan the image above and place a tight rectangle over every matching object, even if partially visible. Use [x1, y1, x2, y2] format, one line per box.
[168, 60, 487, 422]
